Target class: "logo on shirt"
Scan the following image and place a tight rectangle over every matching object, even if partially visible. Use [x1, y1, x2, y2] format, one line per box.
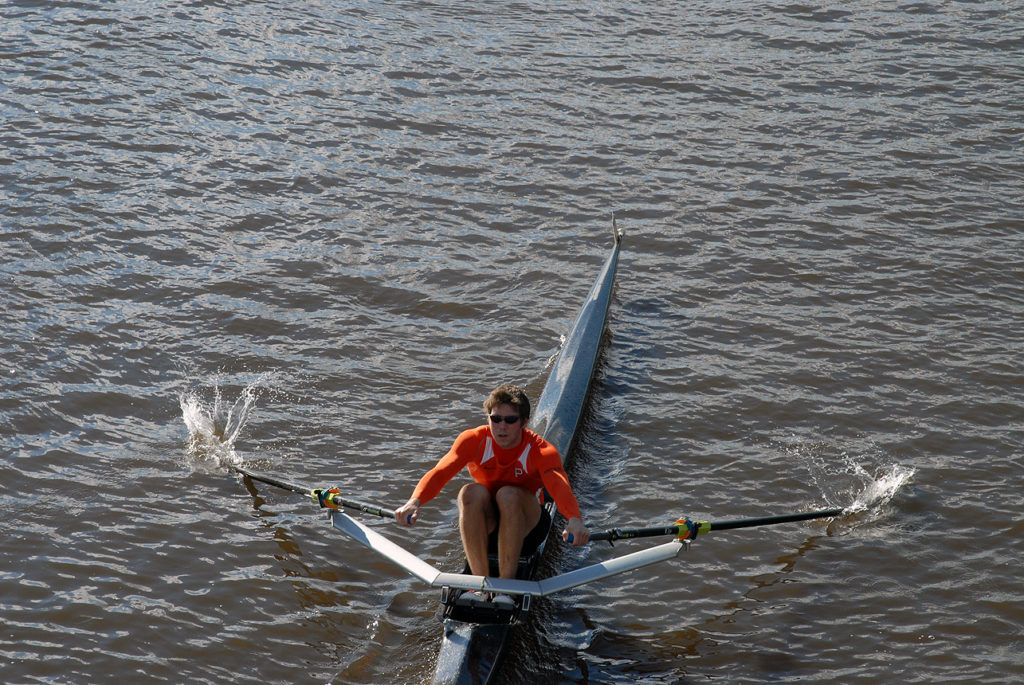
[480, 438, 532, 481]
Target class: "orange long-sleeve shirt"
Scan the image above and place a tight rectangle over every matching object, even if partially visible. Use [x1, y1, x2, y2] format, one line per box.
[411, 426, 583, 521]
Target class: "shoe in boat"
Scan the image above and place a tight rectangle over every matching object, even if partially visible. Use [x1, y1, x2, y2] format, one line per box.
[490, 593, 515, 610]
[455, 590, 490, 607]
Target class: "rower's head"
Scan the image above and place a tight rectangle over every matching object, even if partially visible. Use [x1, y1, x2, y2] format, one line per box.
[484, 385, 530, 448]
[483, 384, 531, 425]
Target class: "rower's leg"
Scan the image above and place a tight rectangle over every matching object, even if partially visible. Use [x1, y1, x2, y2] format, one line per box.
[458, 483, 497, 577]
[494, 486, 542, 579]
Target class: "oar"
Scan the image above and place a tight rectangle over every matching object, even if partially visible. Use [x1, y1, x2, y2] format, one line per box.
[587, 507, 845, 545]
[231, 465, 395, 520]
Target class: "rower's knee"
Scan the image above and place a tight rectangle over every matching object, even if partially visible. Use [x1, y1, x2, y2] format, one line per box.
[494, 486, 535, 518]
[493, 486, 517, 510]
[458, 482, 491, 511]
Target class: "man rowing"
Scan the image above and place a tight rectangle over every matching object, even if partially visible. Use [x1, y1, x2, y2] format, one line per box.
[395, 383, 590, 607]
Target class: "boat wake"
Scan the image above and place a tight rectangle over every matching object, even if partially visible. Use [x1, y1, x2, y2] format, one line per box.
[180, 381, 261, 468]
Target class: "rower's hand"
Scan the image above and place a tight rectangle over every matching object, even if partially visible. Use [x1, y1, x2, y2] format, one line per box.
[563, 517, 589, 547]
[394, 498, 420, 526]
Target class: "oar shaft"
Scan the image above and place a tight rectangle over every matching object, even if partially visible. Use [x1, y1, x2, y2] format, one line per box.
[590, 525, 680, 542]
[339, 498, 392, 519]
[232, 466, 394, 520]
[590, 507, 844, 543]
[232, 466, 310, 497]
[709, 508, 844, 532]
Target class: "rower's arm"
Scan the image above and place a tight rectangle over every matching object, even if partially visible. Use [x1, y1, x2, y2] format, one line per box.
[538, 462, 583, 521]
[410, 430, 476, 505]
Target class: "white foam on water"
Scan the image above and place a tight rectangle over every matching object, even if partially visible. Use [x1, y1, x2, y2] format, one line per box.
[180, 381, 262, 468]
[781, 438, 915, 519]
[846, 462, 916, 514]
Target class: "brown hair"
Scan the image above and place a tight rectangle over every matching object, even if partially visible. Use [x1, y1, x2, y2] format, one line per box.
[483, 384, 531, 424]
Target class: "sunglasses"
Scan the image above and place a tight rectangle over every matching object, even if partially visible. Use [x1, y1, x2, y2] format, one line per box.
[488, 414, 521, 424]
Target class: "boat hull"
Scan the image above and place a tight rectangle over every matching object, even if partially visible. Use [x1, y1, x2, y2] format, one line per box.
[434, 622, 508, 685]
[431, 232, 621, 685]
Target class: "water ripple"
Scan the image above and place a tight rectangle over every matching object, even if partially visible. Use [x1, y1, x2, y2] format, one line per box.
[3, 1, 1023, 684]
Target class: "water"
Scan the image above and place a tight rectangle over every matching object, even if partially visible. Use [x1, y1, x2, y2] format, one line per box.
[3, 1, 1022, 683]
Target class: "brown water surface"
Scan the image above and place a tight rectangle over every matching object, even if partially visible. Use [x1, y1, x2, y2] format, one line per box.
[2, 2, 1022, 683]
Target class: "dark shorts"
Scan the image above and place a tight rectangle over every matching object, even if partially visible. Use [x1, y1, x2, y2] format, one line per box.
[486, 506, 552, 558]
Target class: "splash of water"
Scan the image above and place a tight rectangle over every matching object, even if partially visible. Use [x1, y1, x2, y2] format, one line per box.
[845, 462, 915, 514]
[784, 438, 915, 518]
[180, 383, 260, 467]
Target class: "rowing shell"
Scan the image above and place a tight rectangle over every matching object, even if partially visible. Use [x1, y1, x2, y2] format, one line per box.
[328, 227, 686, 683]
[433, 225, 619, 683]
